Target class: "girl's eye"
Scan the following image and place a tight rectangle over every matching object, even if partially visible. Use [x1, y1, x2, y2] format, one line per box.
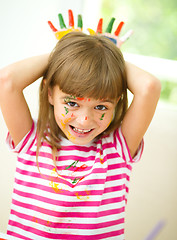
[66, 101, 79, 107]
[95, 105, 108, 111]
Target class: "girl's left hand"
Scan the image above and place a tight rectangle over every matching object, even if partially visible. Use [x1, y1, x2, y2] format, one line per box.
[48, 9, 83, 40]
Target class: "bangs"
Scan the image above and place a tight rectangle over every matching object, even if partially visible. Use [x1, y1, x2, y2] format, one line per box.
[50, 32, 126, 100]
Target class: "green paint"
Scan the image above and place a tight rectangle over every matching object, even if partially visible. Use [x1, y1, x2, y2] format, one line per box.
[65, 160, 79, 170]
[72, 178, 79, 184]
[58, 13, 66, 29]
[77, 15, 83, 28]
[64, 95, 76, 103]
[100, 113, 105, 120]
[105, 18, 115, 33]
[64, 106, 69, 114]
[64, 96, 71, 103]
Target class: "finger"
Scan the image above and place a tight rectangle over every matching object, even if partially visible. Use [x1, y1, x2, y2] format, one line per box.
[105, 17, 115, 33]
[58, 13, 66, 29]
[120, 29, 133, 43]
[48, 21, 58, 32]
[96, 18, 103, 33]
[68, 9, 74, 28]
[87, 28, 96, 35]
[114, 21, 124, 36]
[77, 14, 83, 29]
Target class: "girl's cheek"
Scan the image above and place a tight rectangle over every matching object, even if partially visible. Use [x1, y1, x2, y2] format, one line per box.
[98, 112, 113, 128]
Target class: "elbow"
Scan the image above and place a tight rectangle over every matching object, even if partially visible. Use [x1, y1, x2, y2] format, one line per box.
[0, 68, 14, 95]
[143, 76, 161, 100]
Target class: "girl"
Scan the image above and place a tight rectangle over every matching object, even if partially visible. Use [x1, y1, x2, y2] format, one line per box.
[0, 32, 161, 240]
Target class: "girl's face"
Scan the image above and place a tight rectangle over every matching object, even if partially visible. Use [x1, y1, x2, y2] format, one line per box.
[48, 86, 117, 145]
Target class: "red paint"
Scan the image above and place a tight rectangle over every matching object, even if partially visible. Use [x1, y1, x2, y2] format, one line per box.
[74, 164, 87, 172]
[48, 21, 58, 32]
[85, 116, 88, 120]
[114, 21, 124, 36]
[68, 9, 74, 27]
[96, 18, 103, 33]
[76, 97, 85, 101]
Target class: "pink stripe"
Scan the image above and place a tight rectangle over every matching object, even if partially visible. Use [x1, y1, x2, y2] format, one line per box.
[106, 152, 121, 159]
[13, 189, 124, 209]
[108, 162, 127, 170]
[119, 127, 132, 160]
[18, 157, 55, 171]
[27, 149, 52, 158]
[14, 179, 125, 206]
[7, 230, 32, 240]
[104, 185, 125, 193]
[17, 164, 126, 187]
[37, 141, 98, 152]
[116, 130, 126, 161]
[16, 166, 111, 188]
[8, 220, 124, 239]
[11, 209, 124, 230]
[102, 141, 115, 150]
[18, 122, 35, 153]
[12, 197, 124, 218]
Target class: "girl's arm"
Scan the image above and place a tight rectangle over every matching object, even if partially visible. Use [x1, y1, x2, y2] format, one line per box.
[0, 54, 49, 146]
[121, 62, 161, 157]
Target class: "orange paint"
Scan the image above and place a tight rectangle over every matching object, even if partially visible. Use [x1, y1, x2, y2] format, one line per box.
[76, 97, 85, 101]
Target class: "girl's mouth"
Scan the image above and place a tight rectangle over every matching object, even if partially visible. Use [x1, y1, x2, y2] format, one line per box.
[70, 125, 93, 134]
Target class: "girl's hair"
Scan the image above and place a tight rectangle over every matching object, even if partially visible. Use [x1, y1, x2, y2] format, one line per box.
[37, 31, 128, 153]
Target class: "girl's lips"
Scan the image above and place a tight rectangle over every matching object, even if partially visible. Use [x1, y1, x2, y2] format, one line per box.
[69, 125, 94, 136]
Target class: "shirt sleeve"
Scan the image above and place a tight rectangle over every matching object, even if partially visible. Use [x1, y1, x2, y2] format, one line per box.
[113, 126, 144, 163]
[6, 120, 37, 154]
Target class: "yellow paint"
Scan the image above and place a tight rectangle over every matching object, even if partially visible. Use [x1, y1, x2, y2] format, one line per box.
[87, 28, 96, 35]
[75, 190, 90, 200]
[55, 28, 81, 40]
[60, 118, 76, 141]
[49, 181, 63, 193]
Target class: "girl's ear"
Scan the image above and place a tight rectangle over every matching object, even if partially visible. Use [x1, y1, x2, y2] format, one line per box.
[48, 87, 54, 105]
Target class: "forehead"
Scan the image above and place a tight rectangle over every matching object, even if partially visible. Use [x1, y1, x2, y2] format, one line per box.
[54, 86, 116, 105]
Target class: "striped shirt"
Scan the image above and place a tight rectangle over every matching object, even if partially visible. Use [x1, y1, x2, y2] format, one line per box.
[6, 120, 143, 240]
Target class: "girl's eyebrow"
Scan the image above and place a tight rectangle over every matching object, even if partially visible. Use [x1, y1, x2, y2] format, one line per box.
[99, 99, 115, 104]
[61, 95, 76, 101]
[61, 95, 115, 104]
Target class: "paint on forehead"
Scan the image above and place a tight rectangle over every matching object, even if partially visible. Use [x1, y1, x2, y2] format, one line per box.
[64, 95, 76, 103]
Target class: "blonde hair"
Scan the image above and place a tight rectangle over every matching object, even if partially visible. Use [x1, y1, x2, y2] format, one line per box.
[37, 32, 128, 154]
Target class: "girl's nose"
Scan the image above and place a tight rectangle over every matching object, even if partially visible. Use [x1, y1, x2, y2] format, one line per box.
[75, 110, 93, 125]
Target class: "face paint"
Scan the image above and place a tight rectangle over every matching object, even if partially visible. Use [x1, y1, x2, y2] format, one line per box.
[100, 113, 105, 120]
[60, 118, 76, 141]
[64, 106, 69, 114]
